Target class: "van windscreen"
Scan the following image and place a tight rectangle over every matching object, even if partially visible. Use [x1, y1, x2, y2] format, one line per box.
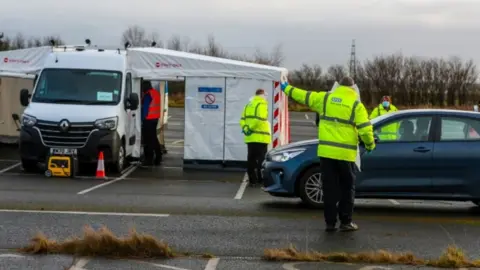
[31, 68, 123, 105]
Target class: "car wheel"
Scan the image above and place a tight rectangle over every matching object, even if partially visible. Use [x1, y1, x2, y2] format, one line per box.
[110, 144, 126, 173]
[21, 159, 38, 173]
[298, 166, 324, 209]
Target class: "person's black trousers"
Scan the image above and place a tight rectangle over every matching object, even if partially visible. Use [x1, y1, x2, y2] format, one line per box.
[247, 142, 268, 184]
[142, 119, 162, 164]
[320, 157, 356, 226]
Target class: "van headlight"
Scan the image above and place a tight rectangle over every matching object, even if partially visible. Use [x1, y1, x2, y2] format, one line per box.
[94, 116, 118, 130]
[21, 114, 37, 127]
[271, 148, 305, 162]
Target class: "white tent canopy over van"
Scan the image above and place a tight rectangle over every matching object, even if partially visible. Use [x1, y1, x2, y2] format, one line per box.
[0, 45, 290, 169]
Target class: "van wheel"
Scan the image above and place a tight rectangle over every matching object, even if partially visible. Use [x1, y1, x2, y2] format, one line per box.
[21, 159, 38, 173]
[110, 144, 126, 173]
[298, 166, 324, 209]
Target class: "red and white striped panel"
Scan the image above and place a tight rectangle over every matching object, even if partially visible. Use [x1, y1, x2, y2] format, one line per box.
[273, 81, 281, 148]
[272, 81, 290, 148]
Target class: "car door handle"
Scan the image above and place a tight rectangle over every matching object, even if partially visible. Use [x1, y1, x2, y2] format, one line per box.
[413, 147, 430, 153]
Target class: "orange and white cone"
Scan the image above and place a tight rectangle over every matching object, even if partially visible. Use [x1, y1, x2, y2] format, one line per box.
[96, 151, 106, 179]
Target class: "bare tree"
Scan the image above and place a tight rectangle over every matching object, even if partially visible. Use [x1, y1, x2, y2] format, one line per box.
[252, 44, 284, 66]
[167, 35, 182, 51]
[122, 25, 148, 46]
[327, 65, 347, 82]
[12, 33, 26, 49]
[203, 35, 226, 57]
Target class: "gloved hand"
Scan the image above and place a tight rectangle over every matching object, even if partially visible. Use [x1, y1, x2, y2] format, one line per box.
[242, 125, 252, 136]
[280, 81, 289, 92]
[365, 143, 376, 153]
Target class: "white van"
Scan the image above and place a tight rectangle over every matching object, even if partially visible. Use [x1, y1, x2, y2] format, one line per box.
[18, 47, 140, 172]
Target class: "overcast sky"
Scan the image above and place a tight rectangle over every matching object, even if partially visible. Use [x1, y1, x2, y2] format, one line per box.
[1, 0, 479, 70]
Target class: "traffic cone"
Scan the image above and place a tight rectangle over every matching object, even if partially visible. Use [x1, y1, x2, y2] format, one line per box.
[96, 151, 106, 179]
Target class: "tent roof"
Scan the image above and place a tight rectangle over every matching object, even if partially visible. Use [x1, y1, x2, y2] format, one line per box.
[128, 47, 287, 81]
[0, 46, 288, 81]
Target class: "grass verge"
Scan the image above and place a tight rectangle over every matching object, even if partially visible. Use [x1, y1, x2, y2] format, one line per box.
[19, 225, 177, 259]
[264, 245, 480, 268]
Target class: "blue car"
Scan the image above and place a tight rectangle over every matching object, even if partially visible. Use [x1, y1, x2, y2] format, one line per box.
[262, 109, 480, 208]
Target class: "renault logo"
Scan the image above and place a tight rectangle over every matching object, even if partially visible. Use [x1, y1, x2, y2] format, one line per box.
[59, 120, 70, 132]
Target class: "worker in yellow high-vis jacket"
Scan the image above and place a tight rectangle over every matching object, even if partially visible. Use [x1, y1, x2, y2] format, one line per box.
[281, 77, 375, 232]
[240, 89, 271, 187]
[369, 96, 399, 141]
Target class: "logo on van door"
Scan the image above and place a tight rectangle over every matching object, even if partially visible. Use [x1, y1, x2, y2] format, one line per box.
[59, 120, 70, 132]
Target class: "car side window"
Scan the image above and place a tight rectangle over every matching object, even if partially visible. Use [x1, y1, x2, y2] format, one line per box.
[440, 117, 480, 141]
[374, 116, 432, 142]
[124, 73, 132, 109]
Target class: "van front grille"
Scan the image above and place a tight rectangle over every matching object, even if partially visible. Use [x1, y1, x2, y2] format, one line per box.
[36, 120, 95, 148]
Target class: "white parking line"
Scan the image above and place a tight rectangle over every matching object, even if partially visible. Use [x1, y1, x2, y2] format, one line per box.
[172, 139, 184, 144]
[388, 199, 400, 205]
[150, 263, 190, 270]
[68, 258, 90, 270]
[0, 209, 169, 217]
[234, 173, 248, 200]
[205, 258, 220, 270]
[0, 162, 21, 175]
[77, 165, 138, 195]
[0, 159, 19, 162]
[304, 114, 309, 120]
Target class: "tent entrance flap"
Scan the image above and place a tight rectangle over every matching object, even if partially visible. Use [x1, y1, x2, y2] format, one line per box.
[184, 77, 226, 162]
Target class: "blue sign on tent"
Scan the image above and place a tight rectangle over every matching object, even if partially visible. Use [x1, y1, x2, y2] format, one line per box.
[198, 87, 223, 110]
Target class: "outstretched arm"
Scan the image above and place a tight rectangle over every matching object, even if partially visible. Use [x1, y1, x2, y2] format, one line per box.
[284, 85, 326, 112]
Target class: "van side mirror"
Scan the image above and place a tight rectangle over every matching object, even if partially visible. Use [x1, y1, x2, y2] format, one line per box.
[20, 89, 31, 107]
[127, 93, 139, 110]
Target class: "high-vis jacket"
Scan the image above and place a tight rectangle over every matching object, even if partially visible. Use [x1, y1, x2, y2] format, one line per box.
[240, 96, 271, 144]
[284, 85, 375, 162]
[144, 89, 161, 120]
[369, 104, 398, 140]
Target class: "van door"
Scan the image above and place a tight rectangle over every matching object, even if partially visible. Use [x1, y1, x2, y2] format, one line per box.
[124, 72, 136, 156]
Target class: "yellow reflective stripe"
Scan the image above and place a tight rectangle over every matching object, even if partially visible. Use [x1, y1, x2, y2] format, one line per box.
[305, 92, 311, 106]
[357, 121, 372, 129]
[242, 101, 268, 121]
[318, 140, 357, 150]
[251, 130, 270, 135]
[287, 86, 294, 98]
[318, 95, 359, 127]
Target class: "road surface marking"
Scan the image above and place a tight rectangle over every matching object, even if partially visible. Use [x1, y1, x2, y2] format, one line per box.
[68, 258, 90, 270]
[388, 199, 400, 205]
[0, 209, 169, 217]
[0, 254, 25, 258]
[204, 258, 220, 270]
[0, 162, 21, 175]
[165, 145, 184, 148]
[172, 139, 184, 144]
[359, 266, 392, 270]
[234, 173, 248, 200]
[150, 263, 190, 270]
[162, 166, 183, 170]
[283, 263, 301, 270]
[77, 165, 138, 195]
[0, 159, 19, 162]
[304, 114, 309, 120]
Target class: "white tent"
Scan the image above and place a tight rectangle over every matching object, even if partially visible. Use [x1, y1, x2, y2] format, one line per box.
[0, 46, 291, 166]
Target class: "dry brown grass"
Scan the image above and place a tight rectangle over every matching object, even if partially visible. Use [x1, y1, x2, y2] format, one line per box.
[263, 245, 480, 268]
[19, 225, 175, 259]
